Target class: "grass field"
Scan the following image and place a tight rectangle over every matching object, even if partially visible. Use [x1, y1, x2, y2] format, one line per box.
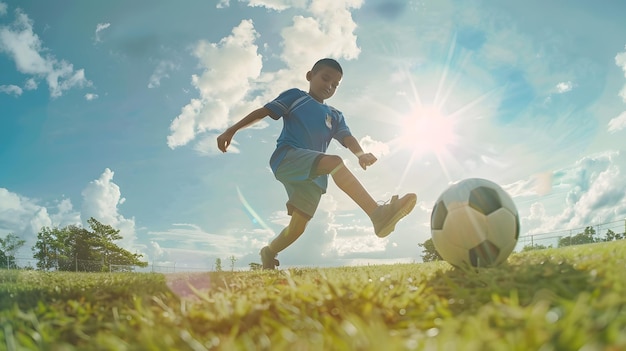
[1, 240, 625, 350]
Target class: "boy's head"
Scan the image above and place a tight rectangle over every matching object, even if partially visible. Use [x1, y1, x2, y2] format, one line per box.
[306, 58, 343, 103]
[311, 58, 343, 75]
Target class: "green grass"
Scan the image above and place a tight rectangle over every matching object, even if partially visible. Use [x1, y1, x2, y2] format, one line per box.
[2, 240, 626, 350]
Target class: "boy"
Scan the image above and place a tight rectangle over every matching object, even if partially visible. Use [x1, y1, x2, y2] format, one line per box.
[217, 58, 416, 269]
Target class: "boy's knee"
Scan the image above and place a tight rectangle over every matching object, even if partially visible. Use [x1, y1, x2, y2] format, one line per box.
[326, 155, 343, 168]
[318, 155, 344, 174]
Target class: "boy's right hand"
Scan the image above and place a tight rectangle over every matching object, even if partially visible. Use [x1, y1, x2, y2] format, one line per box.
[217, 130, 235, 152]
[358, 153, 377, 170]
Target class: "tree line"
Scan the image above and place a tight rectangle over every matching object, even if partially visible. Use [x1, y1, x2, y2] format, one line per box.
[0, 218, 147, 272]
[420, 225, 625, 262]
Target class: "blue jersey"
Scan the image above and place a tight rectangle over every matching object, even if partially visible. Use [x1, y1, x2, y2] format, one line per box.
[264, 88, 353, 190]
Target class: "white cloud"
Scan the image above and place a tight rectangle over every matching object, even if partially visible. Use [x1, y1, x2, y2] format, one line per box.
[565, 153, 626, 224]
[504, 171, 553, 198]
[609, 50, 626, 133]
[167, 20, 263, 149]
[0, 10, 91, 97]
[148, 60, 178, 88]
[50, 198, 81, 226]
[194, 133, 240, 156]
[0, 188, 44, 231]
[149, 223, 240, 254]
[359, 135, 389, 158]
[0, 84, 22, 96]
[330, 229, 387, 256]
[168, 98, 215, 148]
[149, 240, 165, 259]
[146, 223, 254, 269]
[81, 168, 137, 251]
[608, 111, 626, 134]
[616, 50, 626, 100]
[275, 0, 362, 81]
[94, 22, 110, 43]
[24, 78, 37, 90]
[0, 2, 7, 16]
[216, 0, 229, 8]
[245, 0, 306, 11]
[520, 151, 626, 236]
[29, 208, 52, 238]
[304, 0, 362, 56]
[0, 189, 81, 258]
[85, 93, 98, 100]
[521, 202, 548, 235]
[555, 81, 573, 93]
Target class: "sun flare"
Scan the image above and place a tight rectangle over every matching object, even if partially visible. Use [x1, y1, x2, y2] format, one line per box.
[398, 105, 457, 155]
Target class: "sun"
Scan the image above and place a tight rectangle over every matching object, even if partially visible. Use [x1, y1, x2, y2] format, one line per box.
[398, 104, 457, 156]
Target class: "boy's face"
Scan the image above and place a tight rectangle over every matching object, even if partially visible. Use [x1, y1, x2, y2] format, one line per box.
[307, 66, 342, 103]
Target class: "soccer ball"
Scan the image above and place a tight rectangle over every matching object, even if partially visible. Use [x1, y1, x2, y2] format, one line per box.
[430, 178, 520, 268]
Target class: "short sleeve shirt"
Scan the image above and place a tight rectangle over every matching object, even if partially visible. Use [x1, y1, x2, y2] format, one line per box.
[264, 88, 353, 175]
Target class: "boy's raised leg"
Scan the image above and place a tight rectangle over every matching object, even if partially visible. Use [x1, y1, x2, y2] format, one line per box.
[316, 155, 416, 237]
[316, 155, 378, 215]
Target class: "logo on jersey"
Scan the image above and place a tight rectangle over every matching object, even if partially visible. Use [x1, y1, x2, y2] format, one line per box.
[325, 114, 332, 129]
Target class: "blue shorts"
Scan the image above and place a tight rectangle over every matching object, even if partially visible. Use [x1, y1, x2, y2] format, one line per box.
[274, 147, 327, 219]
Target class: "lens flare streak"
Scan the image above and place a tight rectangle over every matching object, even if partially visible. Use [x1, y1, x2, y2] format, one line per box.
[236, 186, 276, 236]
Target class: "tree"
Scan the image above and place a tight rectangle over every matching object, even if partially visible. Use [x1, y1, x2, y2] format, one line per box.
[558, 226, 597, 247]
[62, 225, 101, 271]
[229, 255, 237, 271]
[601, 229, 624, 242]
[32, 218, 147, 272]
[418, 238, 442, 262]
[87, 218, 147, 271]
[249, 262, 262, 271]
[0, 233, 26, 269]
[215, 258, 222, 272]
[32, 227, 65, 271]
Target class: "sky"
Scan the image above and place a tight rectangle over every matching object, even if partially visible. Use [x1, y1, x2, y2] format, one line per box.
[1, 0, 626, 271]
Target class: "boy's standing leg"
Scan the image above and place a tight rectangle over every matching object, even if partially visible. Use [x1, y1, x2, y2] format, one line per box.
[261, 211, 309, 270]
[260, 148, 323, 270]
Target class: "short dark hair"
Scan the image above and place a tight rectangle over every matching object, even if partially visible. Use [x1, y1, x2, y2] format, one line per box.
[311, 58, 343, 75]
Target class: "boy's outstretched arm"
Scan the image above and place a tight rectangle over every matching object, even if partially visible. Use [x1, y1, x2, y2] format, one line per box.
[343, 135, 378, 170]
[217, 107, 270, 152]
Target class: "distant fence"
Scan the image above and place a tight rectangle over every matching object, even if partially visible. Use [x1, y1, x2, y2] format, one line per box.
[515, 220, 625, 250]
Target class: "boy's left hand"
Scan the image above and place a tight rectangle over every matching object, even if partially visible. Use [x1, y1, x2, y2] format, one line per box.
[217, 130, 235, 152]
[358, 153, 377, 170]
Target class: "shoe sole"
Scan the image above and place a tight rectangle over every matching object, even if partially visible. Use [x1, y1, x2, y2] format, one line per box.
[376, 194, 417, 238]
